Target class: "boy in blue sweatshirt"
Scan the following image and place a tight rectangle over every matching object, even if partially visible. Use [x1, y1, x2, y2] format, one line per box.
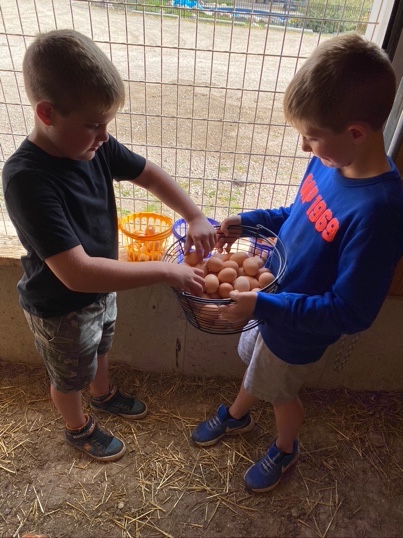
[191, 33, 403, 492]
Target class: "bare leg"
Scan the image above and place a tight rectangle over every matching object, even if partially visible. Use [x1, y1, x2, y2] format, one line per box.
[89, 353, 110, 397]
[50, 386, 86, 429]
[51, 353, 110, 429]
[228, 373, 258, 419]
[273, 396, 304, 453]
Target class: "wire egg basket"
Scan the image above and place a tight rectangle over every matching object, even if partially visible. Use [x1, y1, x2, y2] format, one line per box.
[162, 224, 287, 335]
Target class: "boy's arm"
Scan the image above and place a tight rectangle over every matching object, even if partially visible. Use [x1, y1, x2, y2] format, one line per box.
[130, 161, 216, 258]
[220, 211, 402, 335]
[216, 207, 292, 251]
[239, 206, 292, 235]
[229, 224, 400, 335]
[45, 244, 205, 295]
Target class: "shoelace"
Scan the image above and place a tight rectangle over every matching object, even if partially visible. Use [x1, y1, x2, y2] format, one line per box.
[107, 390, 134, 411]
[87, 424, 113, 449]
[208, 416, 222, 429]
[261, 454, 278, 474]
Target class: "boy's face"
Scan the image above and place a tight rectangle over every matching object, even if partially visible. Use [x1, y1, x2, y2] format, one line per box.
[295, 122, 356, 173]
[43, 105, 118, 160]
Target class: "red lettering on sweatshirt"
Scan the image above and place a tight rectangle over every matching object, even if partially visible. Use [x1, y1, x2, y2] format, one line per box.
[300, 174, 318, 203]
[300, 174, 339, 242]
[322, 218, 339, 242]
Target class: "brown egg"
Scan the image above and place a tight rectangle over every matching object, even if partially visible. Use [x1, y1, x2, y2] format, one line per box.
[184, 251, 199, 266]
[145, 225, 156, 236]
[259, 271, 275, 288]
[243, 257, 260, 276]
[127, 248, 137, 261]
[204, 273, 220, 294]
[206, 256, 224, 273]
[149, 251, 162, 261]
[218, 282, 233, 298]
[222, 260, 239, 272]
[210, 252, 227, 260]
[233, 276, 250, 292]
[147, 240, 160, 252]
[253, 255, 264, 268]
[246, 275, 260, 289]
[199, 304, 220, 328]
[195, 261, 209, 276]
[217, 267, 238, 284]
[257, 267, 270, 275]
[230, 251, 249, 266]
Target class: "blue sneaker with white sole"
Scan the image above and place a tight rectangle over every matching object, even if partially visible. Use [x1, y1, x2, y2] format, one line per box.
[192, 404, 255, 447]
[244, 439, 299, 492]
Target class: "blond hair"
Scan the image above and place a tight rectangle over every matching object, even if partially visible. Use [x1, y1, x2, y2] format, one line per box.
[23, 29, 125, 114]
[284, 33, 396, 133]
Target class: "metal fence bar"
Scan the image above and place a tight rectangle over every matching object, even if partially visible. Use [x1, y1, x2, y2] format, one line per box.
[0, 0, 391, 237]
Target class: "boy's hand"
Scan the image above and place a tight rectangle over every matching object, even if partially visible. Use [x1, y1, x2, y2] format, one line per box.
[218, 290, 257, 322]
[216, 215, 242, 252]
[168, 264, 205, 296]
[184, 215, 217, 260]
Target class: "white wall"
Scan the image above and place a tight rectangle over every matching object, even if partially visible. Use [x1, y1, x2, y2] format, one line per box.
[1, 263, 402, 390]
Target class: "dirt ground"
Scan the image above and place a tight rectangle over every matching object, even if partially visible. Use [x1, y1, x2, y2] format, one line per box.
[1, 359, 402, 538]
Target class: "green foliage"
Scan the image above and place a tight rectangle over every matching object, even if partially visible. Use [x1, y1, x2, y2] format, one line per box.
[145, 201, 163, 212]
[292, 0, 372, 34]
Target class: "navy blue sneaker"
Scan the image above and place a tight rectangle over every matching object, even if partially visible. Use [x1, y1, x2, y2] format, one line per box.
[192, 404, 255, 447]
[91, 386, 148, 420]
[65, 414, 126, 462]
[244, 439, 299, 492]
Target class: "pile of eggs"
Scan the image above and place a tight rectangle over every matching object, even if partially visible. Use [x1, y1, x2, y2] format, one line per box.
[126, 225, 165, 262]
[183, 249, 275, 299]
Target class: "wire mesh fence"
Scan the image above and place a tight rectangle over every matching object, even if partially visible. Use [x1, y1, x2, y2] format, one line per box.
[0, 0, 389, 237]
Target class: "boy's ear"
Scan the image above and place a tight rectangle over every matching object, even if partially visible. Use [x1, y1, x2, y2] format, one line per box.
[347, 123, 367, 144]
[35, 101, 55, 126]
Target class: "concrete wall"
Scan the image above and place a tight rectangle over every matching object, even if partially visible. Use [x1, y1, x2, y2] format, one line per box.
[1, 261, 402, 391]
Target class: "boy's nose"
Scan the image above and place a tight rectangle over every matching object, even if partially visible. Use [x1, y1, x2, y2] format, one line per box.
[97, 126, 109, 142]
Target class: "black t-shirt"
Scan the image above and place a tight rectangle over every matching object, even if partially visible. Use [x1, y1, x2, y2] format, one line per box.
[2, 135, 146, 318]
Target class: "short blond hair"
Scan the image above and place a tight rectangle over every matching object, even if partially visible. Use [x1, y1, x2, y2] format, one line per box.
[284, 33, 396, 133]
[23, 29, 125, 114]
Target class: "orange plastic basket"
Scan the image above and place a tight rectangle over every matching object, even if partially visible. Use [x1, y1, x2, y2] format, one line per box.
[119, 212, 173, 262]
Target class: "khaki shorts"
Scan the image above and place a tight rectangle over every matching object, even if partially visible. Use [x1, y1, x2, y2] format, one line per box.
[238, 326, 321, 404]
[24, 293, 117, 393]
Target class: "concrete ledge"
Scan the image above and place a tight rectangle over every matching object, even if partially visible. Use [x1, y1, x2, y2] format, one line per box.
[1, 261, 402, 390]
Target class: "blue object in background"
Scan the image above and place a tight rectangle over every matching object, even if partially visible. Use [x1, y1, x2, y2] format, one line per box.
[173, 217, 219, 263]
[173, 217, 219, 242]
[172, 0, 203, 8]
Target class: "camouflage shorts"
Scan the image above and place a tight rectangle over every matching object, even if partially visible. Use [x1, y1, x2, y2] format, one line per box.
[23, 293, 117, 393]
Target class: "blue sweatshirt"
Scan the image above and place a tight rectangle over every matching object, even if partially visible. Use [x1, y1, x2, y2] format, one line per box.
[240, 157, 403, 364]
